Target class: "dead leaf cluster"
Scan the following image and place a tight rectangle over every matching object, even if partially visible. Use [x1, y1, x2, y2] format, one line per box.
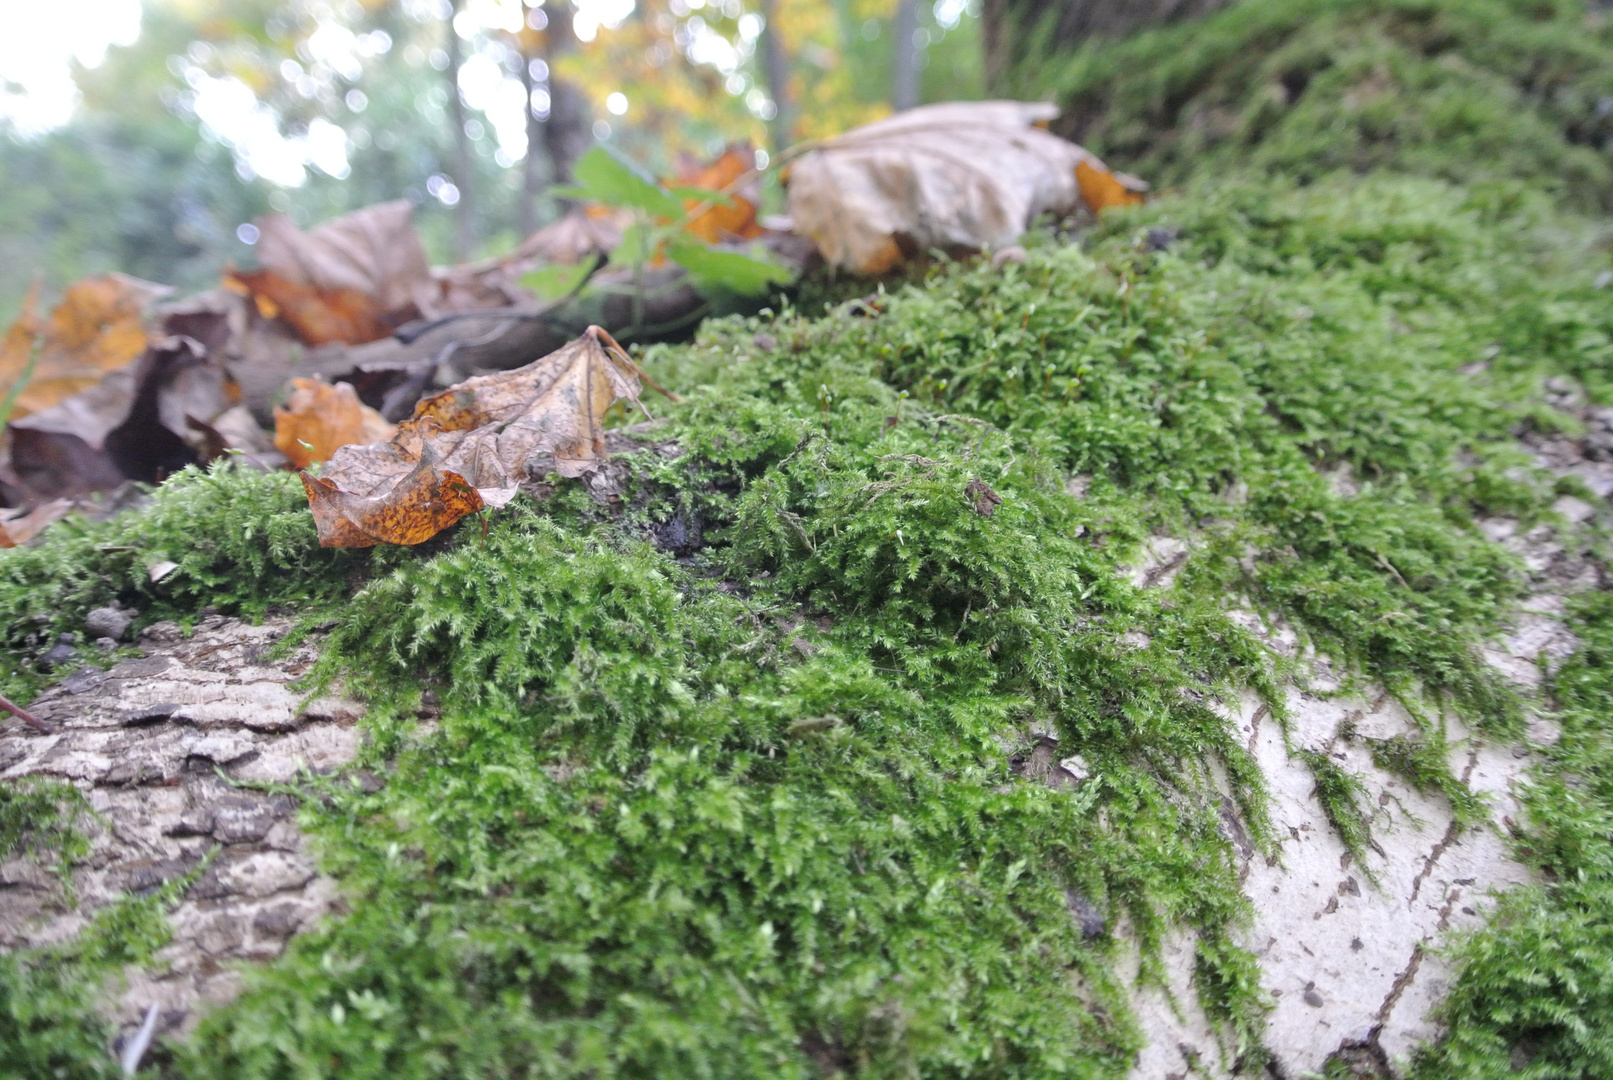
[0, 103, 1145, 547]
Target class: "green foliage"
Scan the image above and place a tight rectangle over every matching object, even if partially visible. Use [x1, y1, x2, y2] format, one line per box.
[1018, 0, 1613, 209]
[563, 145, 794, 306]
[0, 885, 180, 1080]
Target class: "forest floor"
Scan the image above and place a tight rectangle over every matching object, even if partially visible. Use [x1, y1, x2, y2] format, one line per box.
[5, 1, 1613, 1078]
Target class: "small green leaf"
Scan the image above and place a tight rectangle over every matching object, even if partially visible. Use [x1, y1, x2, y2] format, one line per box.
[666, 237, 794, 297]
[572, 147, 684, 219]
[519, 262, 594, 302]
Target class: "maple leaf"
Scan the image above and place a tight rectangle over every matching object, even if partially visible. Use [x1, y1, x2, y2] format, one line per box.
[785, 101, 1148, 274]
[302, 326, 656, 547]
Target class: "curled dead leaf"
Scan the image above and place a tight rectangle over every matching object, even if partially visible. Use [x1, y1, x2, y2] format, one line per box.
[273, 379, 396, 469]
[303, 326, 656, 547]
[965, 478, 1002, 517]
[786, 101, 1146, 273]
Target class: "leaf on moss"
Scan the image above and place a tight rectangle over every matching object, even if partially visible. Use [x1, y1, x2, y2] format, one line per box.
[786, 101, 1147, 273]
[1075, 160, 1147, 214]
[273, 378, 396, 469]
[303, 327, 652, 547]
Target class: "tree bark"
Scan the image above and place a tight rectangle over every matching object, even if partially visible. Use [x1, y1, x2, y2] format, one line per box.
[758, 0, 794, 154]
[543, 2, 591, 192]
[891, 0, 920, 112]
[983, 0, 1234, 93]
[446, 0, 475, 259]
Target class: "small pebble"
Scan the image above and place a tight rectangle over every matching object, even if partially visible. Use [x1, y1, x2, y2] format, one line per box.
[86, 606, 134, 641]
[41, 633, 77, 667]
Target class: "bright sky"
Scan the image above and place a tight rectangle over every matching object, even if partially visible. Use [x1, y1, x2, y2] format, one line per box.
[0, 0, 144, 134]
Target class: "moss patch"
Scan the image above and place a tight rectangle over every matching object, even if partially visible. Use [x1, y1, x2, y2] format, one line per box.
[6, 12, 1613, 1072]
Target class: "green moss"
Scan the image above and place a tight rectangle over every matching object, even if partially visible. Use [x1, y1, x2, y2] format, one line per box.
[1015, 0, 1613, 209]
[0, 881, 182, 1080]
[1410, 592, 1613, 1078]
[11, 21, 1613, 1071]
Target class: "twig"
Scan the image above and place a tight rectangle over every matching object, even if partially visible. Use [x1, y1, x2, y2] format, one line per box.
[119, 1003, 160, 1076]
[391, 252, 605, 345]
[0, 690, 53, 735]
[590, 325, 683, 404]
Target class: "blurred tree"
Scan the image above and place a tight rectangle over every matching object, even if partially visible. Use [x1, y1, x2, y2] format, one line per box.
[981, 0, 1230, 92]
[0, 0, 985, 323]
[446, 0, 475, 257]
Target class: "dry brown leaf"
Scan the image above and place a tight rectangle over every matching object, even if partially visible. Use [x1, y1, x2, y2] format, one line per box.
[7, 334, 246, 501]
[226, 270, 394, 347]
[273, 378, 396, 469]
[0, 498, 73, 548]
[674, 145, 766, 245]
[512, 206, 631, 266]
[229, 201, 431, 345]
[303, 326, 651, 547]
[785, 101, 1147, 274]
[0, 275, 168, 420]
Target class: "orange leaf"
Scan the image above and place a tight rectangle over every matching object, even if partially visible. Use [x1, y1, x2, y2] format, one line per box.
[1075, 160, 1147, 214]
[273, 378, 395, 469]
[303, 327, 651, 547]
[0, 275, 165, 421]
[302, 443, 485, 548]
[232, 270, 394, 347]
[674, 145, 765, 245]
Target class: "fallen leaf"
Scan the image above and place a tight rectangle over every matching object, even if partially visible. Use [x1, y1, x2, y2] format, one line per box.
[7, 334, 244, 500]
[1075, 160, 1148, 214]
[0, 498, 73, 548]
[303, 326, 652, 547]
[965, 478, 1002, 517]
[274, 379, 396, 469]
[512, 206, 632, 266]
[229, 201, 431, 345]
[0, 274, 168, 420]
[785, 101, 1147, 273]
[226, 269, 395, 347]
[673, 144, 766, 245]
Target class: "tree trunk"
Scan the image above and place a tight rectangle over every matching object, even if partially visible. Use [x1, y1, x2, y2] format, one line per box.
[891, 0, 920, 112]
[517, 24, 545, 237]
[446, 0, 475, 259]
[983, 0, 1234, 93]
[758, 0, 794, 154]
[543, 2, 591, 192]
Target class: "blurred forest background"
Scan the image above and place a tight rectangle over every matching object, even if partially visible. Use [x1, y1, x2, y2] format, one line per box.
[0, 0, 994, 324]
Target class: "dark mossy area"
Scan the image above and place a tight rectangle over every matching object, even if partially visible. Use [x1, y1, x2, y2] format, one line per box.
[6, 3, 1613, 1077]
[1010, 0, 1613, 209]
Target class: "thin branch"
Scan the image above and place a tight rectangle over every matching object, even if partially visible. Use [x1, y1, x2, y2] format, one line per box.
[0, 691, 53, 735]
